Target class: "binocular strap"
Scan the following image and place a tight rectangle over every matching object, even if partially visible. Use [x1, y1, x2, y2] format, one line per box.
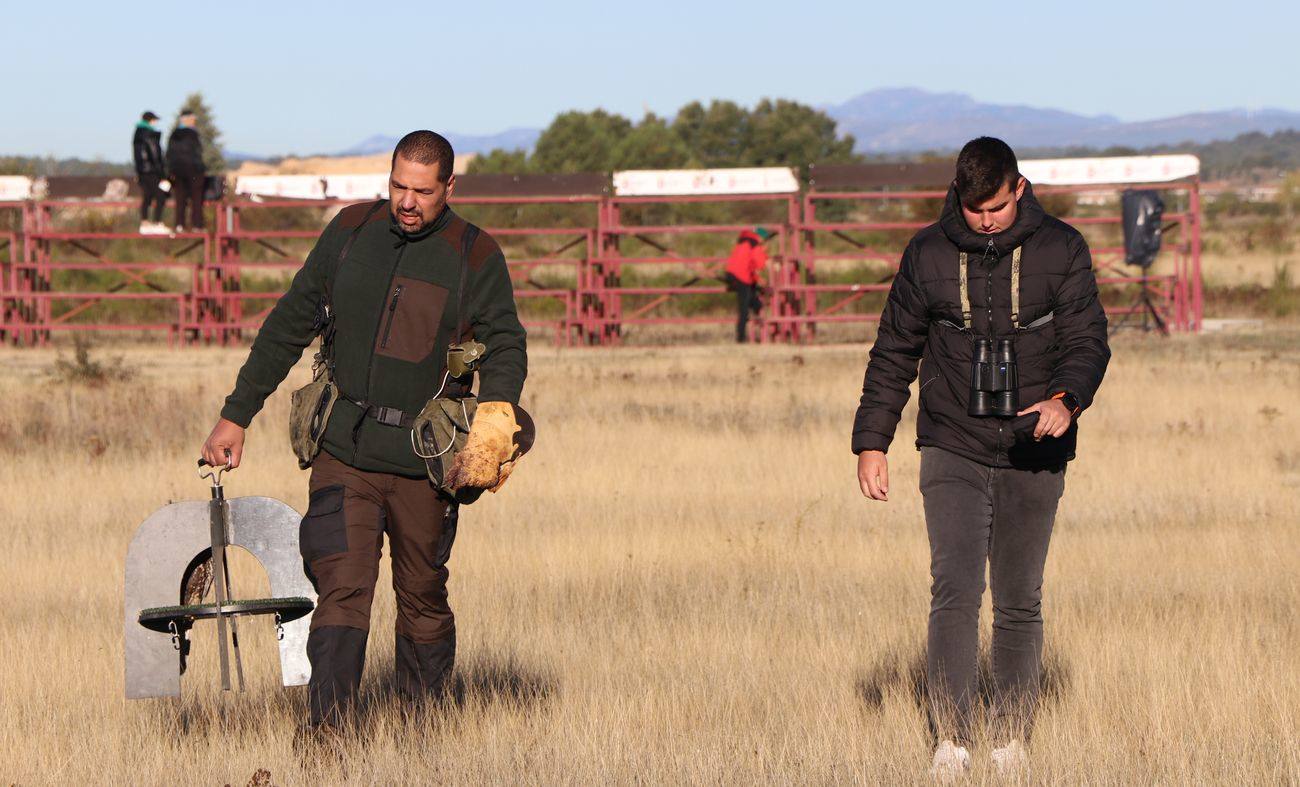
[958, 246, 1022, 329]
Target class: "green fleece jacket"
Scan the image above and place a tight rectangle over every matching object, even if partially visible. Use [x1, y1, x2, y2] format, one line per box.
[221, 201, 528, 476]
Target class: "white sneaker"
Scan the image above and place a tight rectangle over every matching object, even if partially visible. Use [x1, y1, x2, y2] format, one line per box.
[138, 221, 152, 234]
[930, 740, 971, 782]
[141, 221, 164, 235]
[991, 739, 1028, 776]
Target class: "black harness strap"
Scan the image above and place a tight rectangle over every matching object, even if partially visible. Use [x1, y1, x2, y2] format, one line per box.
[455, 223, 481, 344]
[320, 200, 387, 363]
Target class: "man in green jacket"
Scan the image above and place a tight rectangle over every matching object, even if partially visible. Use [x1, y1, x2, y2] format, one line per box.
[200, 130, 527, 732]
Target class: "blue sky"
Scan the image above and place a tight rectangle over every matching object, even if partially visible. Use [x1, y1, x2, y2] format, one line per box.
[3, 0, 1295, 160]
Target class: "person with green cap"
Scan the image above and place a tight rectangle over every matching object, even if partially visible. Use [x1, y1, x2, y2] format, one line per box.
[723, 226, 770, 343]
[131, 111, 168, 234]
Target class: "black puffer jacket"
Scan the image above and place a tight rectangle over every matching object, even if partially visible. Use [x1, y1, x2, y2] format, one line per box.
[132, 125, 165, 176]
[165, 126, 205, 177]
[852, 182, 1110, 469]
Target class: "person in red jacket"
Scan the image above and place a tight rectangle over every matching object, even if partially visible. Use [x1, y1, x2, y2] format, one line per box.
[724, 227, 770, 343]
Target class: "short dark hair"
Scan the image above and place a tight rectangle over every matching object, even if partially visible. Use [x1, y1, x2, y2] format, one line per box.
[141, 110, 159, 122]
[955, 137, 1020, 205]
[392, 130, 455, 183]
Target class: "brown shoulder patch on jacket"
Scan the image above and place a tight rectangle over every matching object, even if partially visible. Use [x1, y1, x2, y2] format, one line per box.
[440, 213, 468, 252]
[467, 227, 502, 271]
[335, 199, 388, 230]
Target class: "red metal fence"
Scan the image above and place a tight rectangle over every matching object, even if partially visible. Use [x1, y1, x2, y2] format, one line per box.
[0, 178, 1203, 345]
[791, 180, 1202, 335]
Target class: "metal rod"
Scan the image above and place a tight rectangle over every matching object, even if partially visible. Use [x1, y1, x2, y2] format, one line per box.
[205, 466, 232, 692]
[223, 557, 247, 692]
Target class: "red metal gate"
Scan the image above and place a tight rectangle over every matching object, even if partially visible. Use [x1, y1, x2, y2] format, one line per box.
[590, 192, 798, 343]
[791, 179, 1202, 334]
[0, 171, 1205, 345]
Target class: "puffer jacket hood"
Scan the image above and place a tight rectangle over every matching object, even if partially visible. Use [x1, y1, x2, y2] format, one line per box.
[939, 181, 1046, 256]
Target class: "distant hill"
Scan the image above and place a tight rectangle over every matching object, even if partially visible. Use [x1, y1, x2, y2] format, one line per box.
[338, 128, 541, 157]
[825, 88, 1300, 153]
[7, 88, 1299, 178]
[331, 89, 1299, 161]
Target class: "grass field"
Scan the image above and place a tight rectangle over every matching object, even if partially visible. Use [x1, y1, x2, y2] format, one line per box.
[1, 328, 1298, 785]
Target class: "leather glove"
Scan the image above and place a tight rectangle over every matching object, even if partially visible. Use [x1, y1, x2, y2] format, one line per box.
[446, 402, 531, 494]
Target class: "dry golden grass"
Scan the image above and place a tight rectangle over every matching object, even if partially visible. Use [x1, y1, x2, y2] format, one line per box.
[1200, 250, 1298, 288]
[1, 328, 1298, 785]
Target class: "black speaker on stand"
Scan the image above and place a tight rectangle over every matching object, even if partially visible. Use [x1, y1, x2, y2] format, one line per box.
[1115, 189, 1167, 334]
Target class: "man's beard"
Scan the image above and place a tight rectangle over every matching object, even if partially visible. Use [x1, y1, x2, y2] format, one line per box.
[393, 202, 443, 235]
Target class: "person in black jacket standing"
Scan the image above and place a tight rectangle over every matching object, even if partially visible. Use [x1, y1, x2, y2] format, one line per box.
[852, 137, 1109, 779]
[165, 109, 206, 232]
[132, 111, 168, 234]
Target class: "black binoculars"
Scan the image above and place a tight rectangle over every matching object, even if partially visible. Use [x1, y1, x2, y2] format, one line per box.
[969, 337, 1018, 418]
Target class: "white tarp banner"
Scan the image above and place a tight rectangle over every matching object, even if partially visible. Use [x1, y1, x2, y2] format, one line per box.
[234, 175, 328, 200]
[234, 174, 389, 200]
[1020, 154, 1200, 186]
[613, 167, 799, 196]
[325, 174, 389, 200]
[0, 176, 33, 201]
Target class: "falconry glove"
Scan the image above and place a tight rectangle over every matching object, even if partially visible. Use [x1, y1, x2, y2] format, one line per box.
[445, 402, 534, 494]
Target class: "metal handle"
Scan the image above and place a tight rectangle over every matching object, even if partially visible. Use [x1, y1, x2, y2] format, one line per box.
[197, 453, 231, 486]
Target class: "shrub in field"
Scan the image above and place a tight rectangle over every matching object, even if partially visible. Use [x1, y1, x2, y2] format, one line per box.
[1264, 263, 1297, 317]
[50, 337, 136, 386]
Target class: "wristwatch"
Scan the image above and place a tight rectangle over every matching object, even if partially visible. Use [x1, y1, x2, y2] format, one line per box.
[1052, 391, 1081, 417]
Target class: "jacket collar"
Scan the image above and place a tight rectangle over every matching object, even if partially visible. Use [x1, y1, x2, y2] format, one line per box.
[388, 203, 454, 243]
[939, 180, 1045, 257]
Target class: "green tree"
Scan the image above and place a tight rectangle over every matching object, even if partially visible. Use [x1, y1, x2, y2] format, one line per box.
[612, 114, 692, 170]
[175, 91, 227, 173]
[745, 98, 859, 171]
[530, 109, 633, 173]
[672, 100, 752, 167]
[467, 148, 532, 175]
[468, 99, 860, 175]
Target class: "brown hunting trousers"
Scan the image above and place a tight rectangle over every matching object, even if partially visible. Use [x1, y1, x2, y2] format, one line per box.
[301, 450, 458, 726]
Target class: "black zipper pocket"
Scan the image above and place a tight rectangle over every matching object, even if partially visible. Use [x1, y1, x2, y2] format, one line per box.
[379, 284, 404, 349]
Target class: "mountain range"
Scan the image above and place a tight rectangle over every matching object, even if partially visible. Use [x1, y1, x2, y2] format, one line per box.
[826, 88, 1300, 152]
[337, 128, 543, 158]
[331, 88, 1300, 158]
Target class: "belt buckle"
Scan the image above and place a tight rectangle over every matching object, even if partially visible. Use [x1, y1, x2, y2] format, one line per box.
[376, 406, 403, 427]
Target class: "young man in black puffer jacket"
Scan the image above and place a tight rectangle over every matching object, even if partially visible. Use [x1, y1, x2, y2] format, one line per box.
[131, 110, 167, 233]
[852, 137, 1109, 778]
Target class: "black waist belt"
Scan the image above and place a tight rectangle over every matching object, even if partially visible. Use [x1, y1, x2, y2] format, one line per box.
[361, 380, 473, 429]
[365, 404, 415, 429]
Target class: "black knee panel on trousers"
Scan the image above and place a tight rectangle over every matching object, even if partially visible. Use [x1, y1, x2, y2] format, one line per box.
[307, 625, 369, 727]
[394, 631, 456, 700]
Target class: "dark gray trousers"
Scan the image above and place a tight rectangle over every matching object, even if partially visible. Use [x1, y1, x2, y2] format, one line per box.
[919, 446, 1065, 744]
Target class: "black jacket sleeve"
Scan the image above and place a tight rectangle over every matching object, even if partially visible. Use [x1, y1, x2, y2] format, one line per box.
[219, 222, 342, 427]
[470, 249, 528, 405]
[852, 241, 930, 454]
[132, 129, 146, 174]
[1047, 233, 1110, 410]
